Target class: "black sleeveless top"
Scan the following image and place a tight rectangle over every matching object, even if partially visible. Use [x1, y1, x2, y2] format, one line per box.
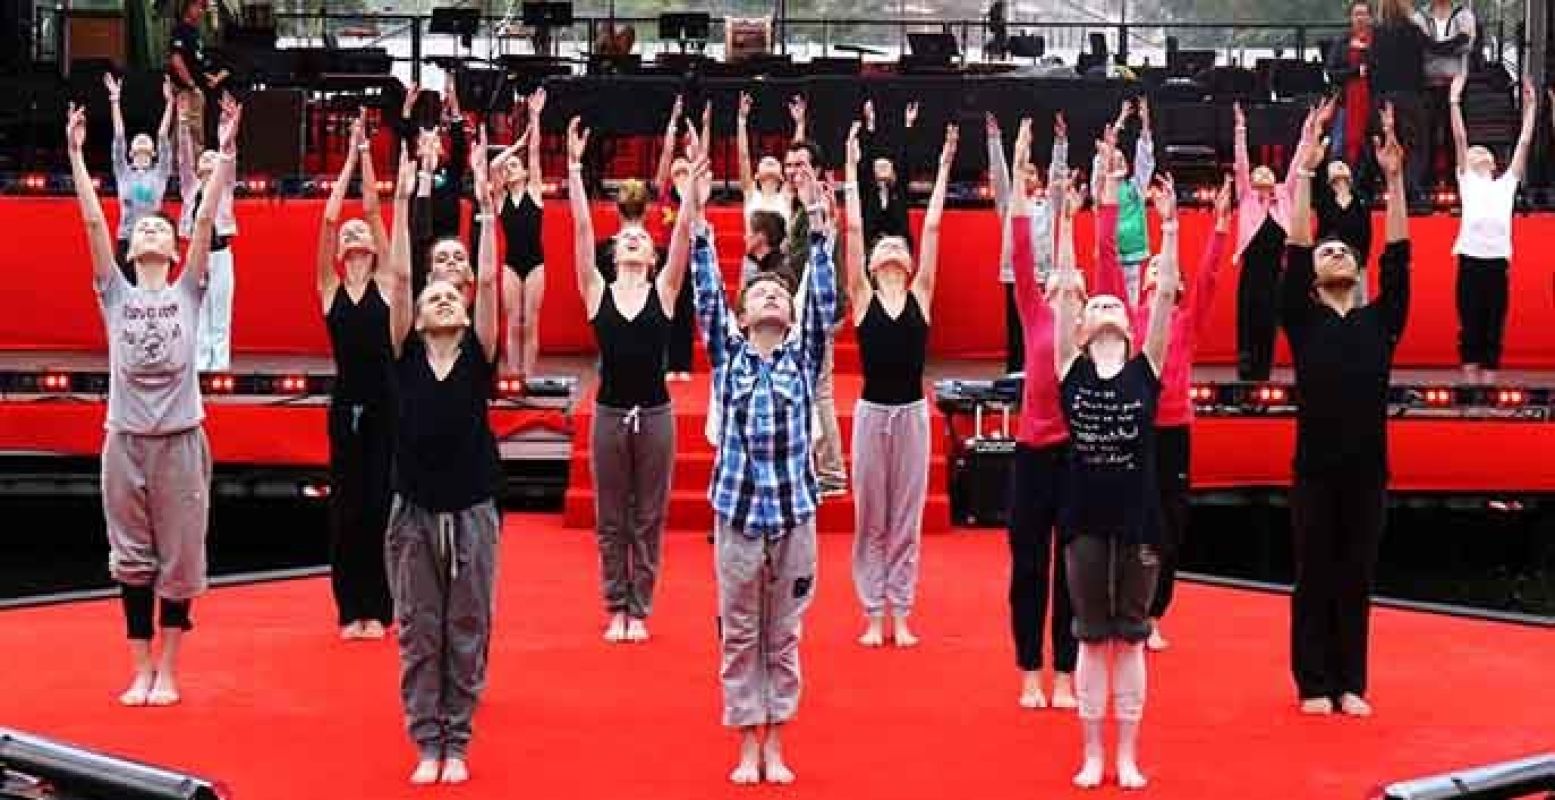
[393, 328, 501, 512]
[326, 282, 395, 406]
[592, 284, 671, 409]
[1246, 212, 1288, 266]
[500, 192, 544, 270]
[857, 293, 929, 405]
[1059, 354, 1161, 544]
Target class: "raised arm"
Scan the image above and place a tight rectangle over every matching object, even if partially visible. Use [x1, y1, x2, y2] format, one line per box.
[387, 152, 417, 356]
[1508, 78, 1538, 180]
[690, 220, 733, 361]
[1374, 103, 1409, 341]
[1287, 107, 1325, 248]
[843, 122, 871, 315]
[1092, 129, 1126, 298]
[653, 94, 684, 196]
[1449, 72, 1470, 175]
[66, 106, 119, 286]
[736, 92, 754, 196]
[525, 88, 546, 202]
[793, 167, 839, 386]
[789, 94, 807, 144]
[156, 78, 175, 143]
[104, 74, 127, 146]
[469, 128, 500, 363]
[1051, 213, 1084, 381]
[986, 114, 1012, 215]
[1141, 174, 1178, 374]
[1233, 102, 1251, 199]
[659, 126, 704, 310]
[1190, 175, 1235, 337]
[1131, 98, 1156, 196]
[1047, 112, 1069, 211]
[316, 125, 359, 303]
[912, 123, 957, 310]
[176, 107, 198, 206]
[1279, 122, 1326, 331]
[355, 112, 389, 264]
[1008, 118, 1041, 319]
[183, 96, 241, 291]
[565, 118, 605, 318]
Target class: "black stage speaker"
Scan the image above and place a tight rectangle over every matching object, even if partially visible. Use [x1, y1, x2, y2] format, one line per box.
[238, 88, 304, 175]
[1381, 753, 1555, 799]
[948, 401, 1015, 527]
[0, 727, 223, 799]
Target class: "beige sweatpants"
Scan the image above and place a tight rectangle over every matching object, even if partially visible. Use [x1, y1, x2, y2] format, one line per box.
[102, 427, 212, 601]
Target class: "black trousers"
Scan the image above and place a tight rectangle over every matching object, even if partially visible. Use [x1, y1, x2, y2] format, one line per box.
[1006, 443, 1077, 673]
[1422, 85, 1456, 189]
[665, 278, 695, 372]
[1289, 469, 1387, 700]
[1236, 250, 1280, 381]
[1149, 425, 1191, 619]
[1004, 283, 1024, 374]
[328, 400, 396, 625]
[1455, 256, 1510, 370]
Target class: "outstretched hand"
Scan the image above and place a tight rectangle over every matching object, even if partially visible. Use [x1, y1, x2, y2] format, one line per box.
[938, 124, 959, 170]
[845, 121, 862, 168]
[1373, 103, 1403, 178]
[566, 117, 589, 164]
[1213, 174, 1234, 222]
[1150, 173, 1177, 221]
[66, 104, 87, 153]
[217, 94, 243, 154]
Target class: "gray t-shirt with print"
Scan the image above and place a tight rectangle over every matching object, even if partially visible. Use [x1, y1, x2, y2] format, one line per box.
[97, 267, 205, 434]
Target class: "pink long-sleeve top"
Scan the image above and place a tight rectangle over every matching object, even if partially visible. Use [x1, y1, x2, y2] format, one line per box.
[1233, 125, 1309, 263]
[1012, 209, 1070, 449]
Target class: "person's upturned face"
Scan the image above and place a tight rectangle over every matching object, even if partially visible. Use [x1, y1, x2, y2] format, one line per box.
[337, 219, 375, 260]
[1313, 240, 1360, 290]
[130, 134, 156, 170]
[783, 150, 812, 188]
[1351, 3, 1373, 34]
[416, 280, 469, 332]
[613, 224, 656, 269]
[867, 236, 913, 280]
[128, 215, 177, 263]
[1080, 294, 1132, 346]
[738, 277, 795, 331]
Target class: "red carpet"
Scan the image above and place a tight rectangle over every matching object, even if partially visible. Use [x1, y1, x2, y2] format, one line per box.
[2, 514, 1550, 799]
[8, 198, 1555, 368]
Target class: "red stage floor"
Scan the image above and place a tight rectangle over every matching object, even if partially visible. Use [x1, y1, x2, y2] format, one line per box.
[2, 514, 1550, 800]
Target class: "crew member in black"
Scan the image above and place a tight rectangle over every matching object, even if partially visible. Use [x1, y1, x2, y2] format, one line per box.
[383, 130, 504, 787]
[317, 111, 395, 640]
[166, 0, 224, 150]
[1281, 103, 1410, 719]
[857, 98, 918, 251]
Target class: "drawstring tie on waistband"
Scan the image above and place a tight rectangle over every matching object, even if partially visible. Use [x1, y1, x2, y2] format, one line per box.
[437, 514, 458, 582]
[621, 405, 642, 434]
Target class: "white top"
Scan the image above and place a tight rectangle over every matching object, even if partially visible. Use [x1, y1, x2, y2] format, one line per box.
[1454, 170, 1517, 259]
[743, 189, 792, 227]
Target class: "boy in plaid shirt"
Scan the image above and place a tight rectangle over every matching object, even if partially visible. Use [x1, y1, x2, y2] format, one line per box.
[692, 163, 838, 786]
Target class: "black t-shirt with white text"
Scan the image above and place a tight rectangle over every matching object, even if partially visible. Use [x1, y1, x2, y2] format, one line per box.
[1059, 353, 1161, 544]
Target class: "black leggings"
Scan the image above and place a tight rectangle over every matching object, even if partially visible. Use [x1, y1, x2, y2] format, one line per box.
[1289, 469, 1387, 700]
[1005, 443, 1077, 673]
[119, 583, 193, 640]
[665, 278, 695, 372]
[1149, 425, 1191, 619]
[327, 400, 395, 626]
[1236, 248, 1281, 381]
[1456, 256, 1510, 370]
[1004, 283, 1024, 374]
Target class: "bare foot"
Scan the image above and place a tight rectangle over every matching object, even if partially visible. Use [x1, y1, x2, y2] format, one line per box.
[892, 615, 919, 648]
[1118, 759, 1149, 790]
[1299, 697, 1334, 715]
[410, 759, 441, 785]
[1072, 757, 1104, 789]
[625, 618, 649, 643]
[360, 620, 387, 640]
[119, 670, 155, 706]
[1018, 671, 1047, 709]
[1338, 693, 1372, 717]
[1051, 672, 1078, 710]
[858, 617, 884, 648]
[146, 671, 180, 706]
[340, 621, 364, 641]
[762, 730, 795, 785]
[730, 733, 761, 785]
[1146, 620, 1169, 652]
[604, 613, 628, 644]
[440, 757, 469, 784]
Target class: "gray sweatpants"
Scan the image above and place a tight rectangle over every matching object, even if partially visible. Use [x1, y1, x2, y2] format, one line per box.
[102, 427, 212, 601]
[850, 399, 931, 618]
[715, 518, 818, 728]
[386, 496, 501, 760]
[590, 402, 675, 618]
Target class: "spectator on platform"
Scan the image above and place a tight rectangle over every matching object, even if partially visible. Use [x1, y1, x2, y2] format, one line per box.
[1090, 98, 1156, 304]
[842, 119, 955, 650]
[1449, 74, 1537, 385]
[382, 131, 503, 787]
[315, 109, 395, 643]
[1232, 100, 1319, 381]
[473, 89, 547, 380]
[992, 114, 1080, 711]
[857, 98, 918, 250]
[166, 0, 224, 151]
[693, 159, 837, 787]
[1051, 137, 1180, 792]
[1091, 175, 1234, 653]
[104, 73, 175, 283]
[1325, 1, 1375, 177]
[66, 95, 239, 708]
[1419, 0, 1476, 187]
[1282, 102, 1410, 720]
[177, 92, 238, 372]
[566, 116, 694, 645]
[651, 95, 710, 382]
[1368, 0, 1429, 205]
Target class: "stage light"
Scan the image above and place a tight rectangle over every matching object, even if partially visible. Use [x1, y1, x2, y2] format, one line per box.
[245, 178, 270, 193]
[204, 374, 236, 394]
[301, 482, 331, 499]
[40, 372, 71, 392]
[1254, 385, 1287, 404]
[316, 178, 333, 193]
[278, 375, 308, 393]
[376, 180, 394, 194]
[496, 377, 525, 396]
[1495, 388, 1526, 406]
[24, 174, 48, 191]
[1423, 387, 1453, 406]
[975, 184, 994, 201]
[1189, 384, 1215, 403]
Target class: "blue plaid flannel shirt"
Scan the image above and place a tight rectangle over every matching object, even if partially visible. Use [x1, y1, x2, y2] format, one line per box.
[692, 220, 838, 539]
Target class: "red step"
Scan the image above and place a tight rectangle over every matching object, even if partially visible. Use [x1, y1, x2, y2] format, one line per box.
[567, 450, 950, 492]
[562, 487, 954, 534]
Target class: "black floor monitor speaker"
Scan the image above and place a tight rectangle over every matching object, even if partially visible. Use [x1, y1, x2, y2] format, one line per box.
[0, 727, 223, 800]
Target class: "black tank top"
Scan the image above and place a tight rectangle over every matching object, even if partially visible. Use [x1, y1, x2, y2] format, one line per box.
[592, 284, 671, 409]
[857, 293, 929, 405]
[500, 192, 544, 270]
[326, 282, 395, 406]
[1246, 212, 1288, 265]
[393, 328, 501, 512]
